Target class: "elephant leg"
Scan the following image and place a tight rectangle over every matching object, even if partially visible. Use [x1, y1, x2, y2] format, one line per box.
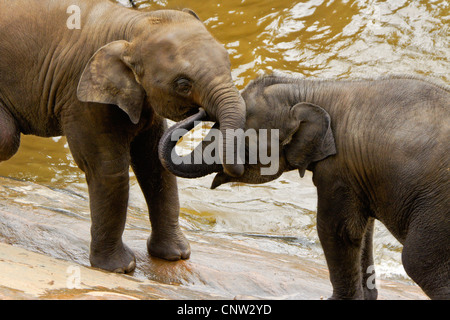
[63, 113, 135, 273]
[401, 208, 450, 299]
[316, 184, 369, 299]
[130, 117, 190, 261]
[360, 218, 378, 300]
[0, 105, 20, 162]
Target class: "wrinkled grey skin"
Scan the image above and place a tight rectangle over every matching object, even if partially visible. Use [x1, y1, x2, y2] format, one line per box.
[161, 75, 450, 299]
[0, 0, 246, 273]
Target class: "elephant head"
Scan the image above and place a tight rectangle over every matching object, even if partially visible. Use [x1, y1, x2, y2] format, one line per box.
[76, 9, 245, 178]
[158, 76, 336, 187]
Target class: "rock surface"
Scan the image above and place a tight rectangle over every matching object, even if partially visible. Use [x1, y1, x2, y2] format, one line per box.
[0, 176, 427, 300]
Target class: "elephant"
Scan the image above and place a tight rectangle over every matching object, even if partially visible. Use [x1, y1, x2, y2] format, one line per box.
[159, 75, 450, 299]
[0, 0, 246, 273]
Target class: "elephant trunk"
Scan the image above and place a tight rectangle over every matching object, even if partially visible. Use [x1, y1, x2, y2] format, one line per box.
[159, 81, 246, 179]
[158, 108, 222, 178]
[209, 84, 246, 177]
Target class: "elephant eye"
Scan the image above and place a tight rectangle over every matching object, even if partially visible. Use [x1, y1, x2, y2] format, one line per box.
[174, 77, 193, 96]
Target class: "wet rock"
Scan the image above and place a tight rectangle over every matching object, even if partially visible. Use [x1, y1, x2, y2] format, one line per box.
[0, 176, 427, 299]
[0, 242, 219, 300]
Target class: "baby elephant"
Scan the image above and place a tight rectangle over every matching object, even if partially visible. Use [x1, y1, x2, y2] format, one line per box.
[160, 75, 450, 299]
[1, 0, 246, 273]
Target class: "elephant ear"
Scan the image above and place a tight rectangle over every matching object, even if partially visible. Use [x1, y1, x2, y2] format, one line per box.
[283, 102, 336, 177]
[77, 40, 145, 124]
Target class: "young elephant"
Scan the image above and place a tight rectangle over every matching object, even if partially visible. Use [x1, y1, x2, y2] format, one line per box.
[0, 0, 246, 273]
[160, 75, 450, 299]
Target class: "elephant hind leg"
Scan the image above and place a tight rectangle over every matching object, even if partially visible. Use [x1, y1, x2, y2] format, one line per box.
[402, 211, 450, 299]
[0, 106, 20, 162]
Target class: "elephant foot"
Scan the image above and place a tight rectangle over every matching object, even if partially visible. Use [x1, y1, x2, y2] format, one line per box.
[147, 229, 191, 261]
[90, 242, 136, 273]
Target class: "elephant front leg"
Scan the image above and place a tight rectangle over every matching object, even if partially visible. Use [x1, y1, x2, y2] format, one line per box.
[316, 185, 370, 299]
[87, 164, 136, 273]
[130, 121, 190, 261]
[360, 218, 378, 299]
[64, 121, 136, 273]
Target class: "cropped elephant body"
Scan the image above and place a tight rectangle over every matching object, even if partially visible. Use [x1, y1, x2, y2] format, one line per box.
[161, 75, 450, 299]
[0, 0, 246, 272]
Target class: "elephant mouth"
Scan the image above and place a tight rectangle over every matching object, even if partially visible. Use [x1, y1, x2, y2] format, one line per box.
[168, 105, 203, 122]
[183, 105, 202, 118]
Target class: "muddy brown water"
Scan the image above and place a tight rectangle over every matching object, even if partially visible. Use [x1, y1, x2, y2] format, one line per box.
[0, 0, 448, 298]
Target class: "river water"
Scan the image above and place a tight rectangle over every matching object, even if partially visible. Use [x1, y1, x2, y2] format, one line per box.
[0, 0, 448, 291]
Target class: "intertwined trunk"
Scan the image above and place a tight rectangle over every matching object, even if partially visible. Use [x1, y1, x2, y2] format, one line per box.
[159, 80, 246, 179]
[158, 108, 222, 178]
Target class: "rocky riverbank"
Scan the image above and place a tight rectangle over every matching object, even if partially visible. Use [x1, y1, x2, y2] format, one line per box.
[0, 176, 427, 300]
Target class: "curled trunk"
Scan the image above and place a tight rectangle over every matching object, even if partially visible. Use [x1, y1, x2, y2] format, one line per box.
[158, 108, 222, 178]
[159, 79, 246, 179]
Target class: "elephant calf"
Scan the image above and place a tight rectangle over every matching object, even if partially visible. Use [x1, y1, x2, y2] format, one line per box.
[0, 0, 246, 273]
[160, 75, 450, 299]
